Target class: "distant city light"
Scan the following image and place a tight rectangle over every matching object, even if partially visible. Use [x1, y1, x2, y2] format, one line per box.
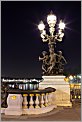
[78, 96, 81, 99]
[64, 77, 69, 82]
[69, 75, 73, 80]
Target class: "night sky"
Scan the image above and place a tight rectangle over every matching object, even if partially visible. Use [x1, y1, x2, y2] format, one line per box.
[1, 1, 81, 78]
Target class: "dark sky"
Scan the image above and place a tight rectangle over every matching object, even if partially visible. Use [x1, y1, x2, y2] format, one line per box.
[1, 1, 81, 78]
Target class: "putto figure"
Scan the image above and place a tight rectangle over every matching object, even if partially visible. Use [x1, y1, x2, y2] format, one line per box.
[56, 51, 67, 74]
[47, 44, 58, 74]
[39, 51, 49, 75]
[39, 49, 67, 75]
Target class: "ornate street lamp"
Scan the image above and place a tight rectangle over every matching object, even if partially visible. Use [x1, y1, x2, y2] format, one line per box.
[38, 11, 65, 43]
[38, 12, 67, 76]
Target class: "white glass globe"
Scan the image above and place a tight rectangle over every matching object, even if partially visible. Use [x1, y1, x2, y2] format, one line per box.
[38, 21, 45, 31]
[59, 20, 65, 30]
[47, 14, 57, 25]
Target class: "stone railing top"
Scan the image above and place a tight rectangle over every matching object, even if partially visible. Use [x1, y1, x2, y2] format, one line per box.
[42, 75, 65, 79]
[1, 81, 39, 84]
[6, 87, 56, 94]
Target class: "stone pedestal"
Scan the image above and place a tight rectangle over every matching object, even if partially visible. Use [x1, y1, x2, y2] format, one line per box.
[5, 94, 23, 115]
[39, 76, 72, 107]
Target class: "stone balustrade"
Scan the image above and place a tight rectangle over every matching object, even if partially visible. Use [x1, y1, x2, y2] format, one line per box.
[22, 92, 51, 109]
[4, 87, 56, 115]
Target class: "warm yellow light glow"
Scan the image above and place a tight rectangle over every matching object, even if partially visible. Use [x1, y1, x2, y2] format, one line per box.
[70, 84, 74, 88]
[75, 95, 77, 98]
[23, 94, 28, 97]
[11, 95, 17, 100]
[59, 20, 65, 30]
[38, 21, 45, 31]
[47, 13, 56, 25]
[78, 96, 81, 99]
[64, 77, 69, 82]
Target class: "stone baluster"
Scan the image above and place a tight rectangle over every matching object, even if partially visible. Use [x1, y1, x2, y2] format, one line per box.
[48, 93, 52, 105]
[40, 94, 45, 108]
[44, 93, 48, 107]
[23, 94, 28, 109]
[29, 94, 34, 108]
[35, 94, 40, 108]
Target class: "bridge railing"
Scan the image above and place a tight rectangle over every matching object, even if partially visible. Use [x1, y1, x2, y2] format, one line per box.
[4, 87, 56, 115]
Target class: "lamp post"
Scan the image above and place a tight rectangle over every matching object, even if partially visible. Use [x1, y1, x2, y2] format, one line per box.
[38, 11, 66, 75]
[38, 11, 65, 45]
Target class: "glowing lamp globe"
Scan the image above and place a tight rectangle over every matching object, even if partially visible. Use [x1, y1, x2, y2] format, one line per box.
[47, 13, 57, 25]
[59, 20, 65, 30]
[38, 21, 45, 31]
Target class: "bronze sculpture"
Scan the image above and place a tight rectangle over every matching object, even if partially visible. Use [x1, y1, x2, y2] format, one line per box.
[39, 51, 49, 75]
[39, 44, 67, 75]
[38, 12, 66, 75]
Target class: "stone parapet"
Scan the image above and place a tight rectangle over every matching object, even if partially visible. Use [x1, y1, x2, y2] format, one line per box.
[39, 75, 72, 107]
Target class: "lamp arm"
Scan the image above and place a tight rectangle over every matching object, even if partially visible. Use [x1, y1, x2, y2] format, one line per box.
[62, 56, 67, 64]
[42, 34, 49, 42]
[42, 38, 49, 42]
[56, 38, 62, 42]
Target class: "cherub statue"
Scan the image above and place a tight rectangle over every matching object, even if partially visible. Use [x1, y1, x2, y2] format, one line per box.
[47, 45, 58, 74]
[39, 51, 49, 75]
[56, 51, 67, 73]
